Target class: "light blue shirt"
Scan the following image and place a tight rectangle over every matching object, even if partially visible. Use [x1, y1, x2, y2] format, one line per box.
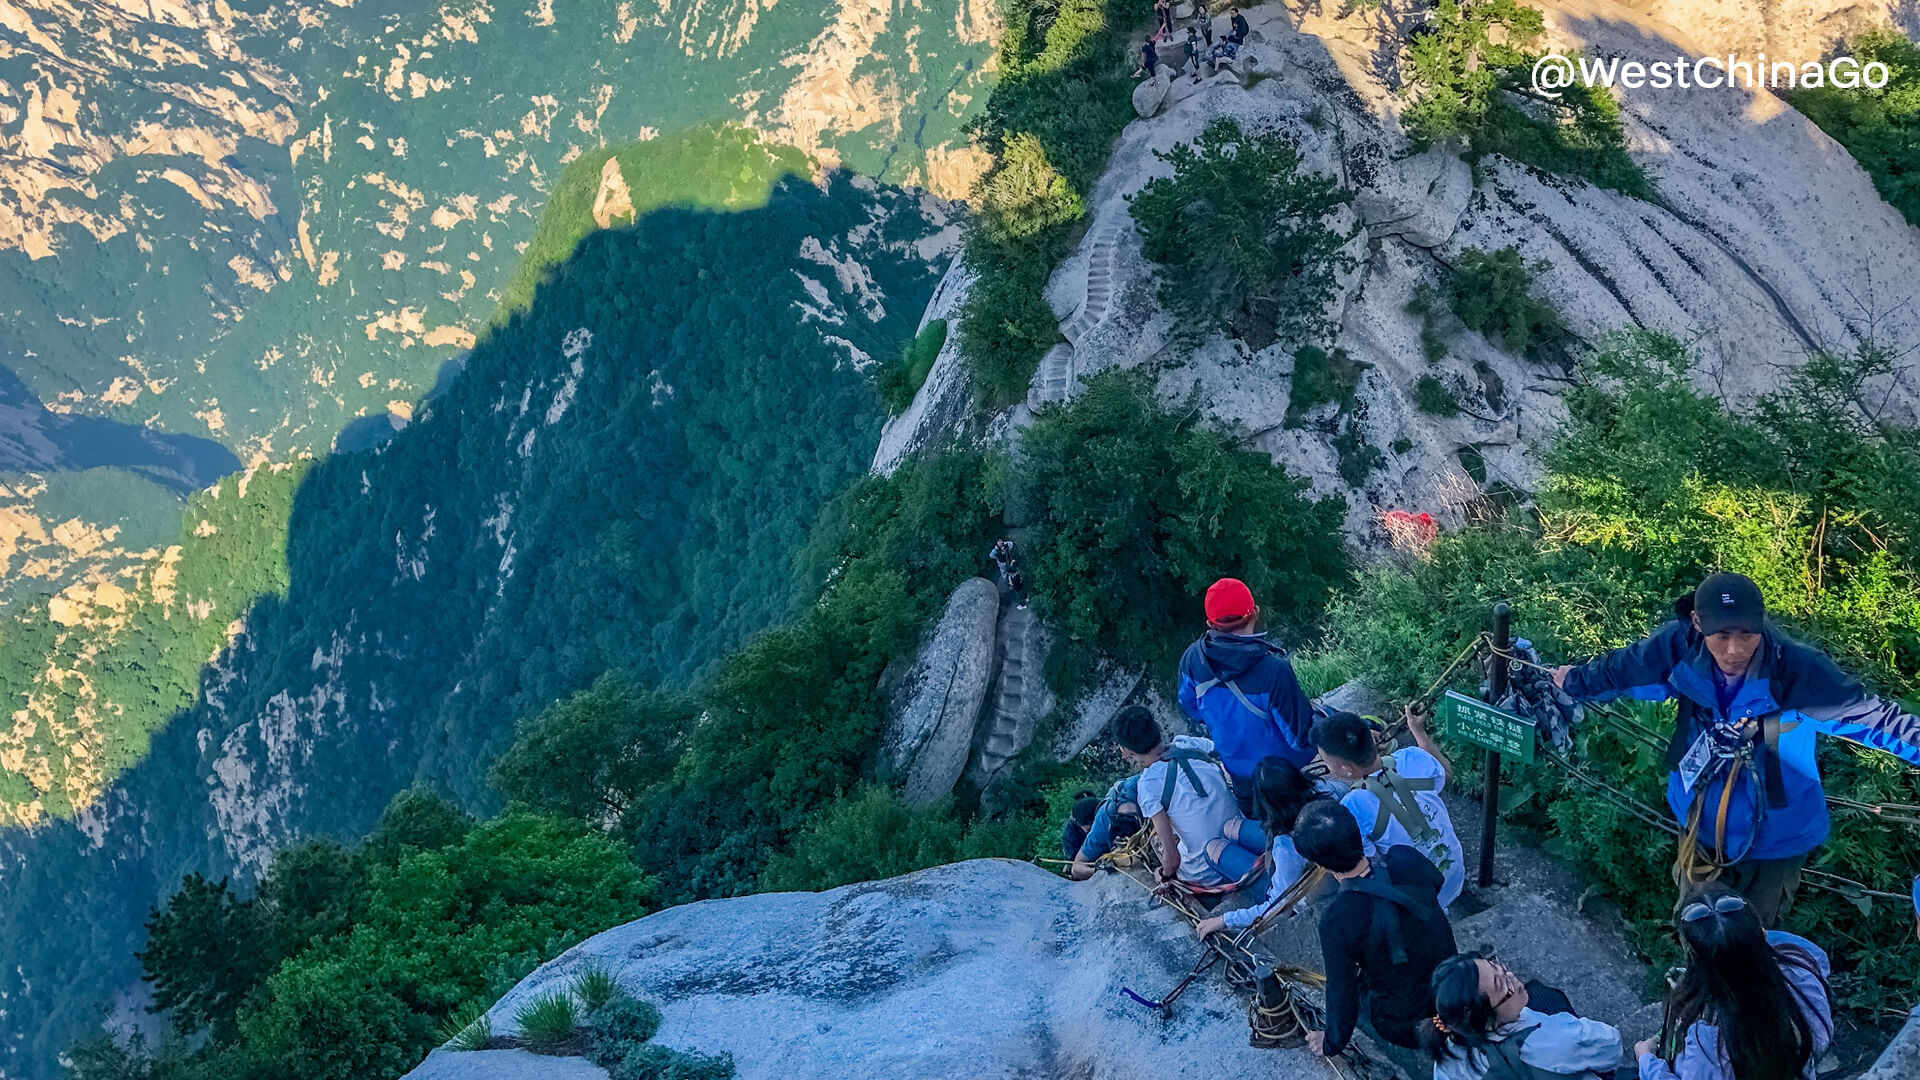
[1433, 1008, 1622, 1080]
[1637, 932, 1832, 1080]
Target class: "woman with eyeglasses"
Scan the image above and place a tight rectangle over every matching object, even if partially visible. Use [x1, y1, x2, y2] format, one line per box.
[1635, 883, 1832, 1080]
[1419, 953, 1622, 1080]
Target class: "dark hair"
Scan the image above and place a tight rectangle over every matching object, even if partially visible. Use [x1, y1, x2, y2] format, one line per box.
[1070, 797, 1101, 828]
[1310, 710, 1378, 768]
[1419, 954, 1499, 1065]
[1252, 757, 1320, 837]
[1292, 800, 1363, 873]
[1112, 705, 1163, 755]
[1664, 883, 1819, 1080]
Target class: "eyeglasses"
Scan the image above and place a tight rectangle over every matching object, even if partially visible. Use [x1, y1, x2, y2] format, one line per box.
[1484, 958, 1522, 1009]
[1680, 894, 1749, 922]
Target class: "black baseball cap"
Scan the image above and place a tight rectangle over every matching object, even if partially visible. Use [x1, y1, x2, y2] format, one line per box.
[1694, 572, 1764, 636]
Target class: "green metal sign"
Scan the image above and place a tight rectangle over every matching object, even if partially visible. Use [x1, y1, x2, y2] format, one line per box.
[1441, 690, 1536, 763]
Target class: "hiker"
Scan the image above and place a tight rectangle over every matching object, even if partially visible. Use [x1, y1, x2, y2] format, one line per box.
[1313, 706, 1467, 909]
[1294, 800, 1458, 1056]
[1196, 5, 1214, 49]
[1552, 571, 1920, 926]
[1194, 756, 1343, 938]
[1420, 953, 1623, 1080]
[1155, 0, 1174, 38]
[1177, 577, 1317, 815]
[1207, 36, 1239, 75]
[1061, 791, 1100, 861]
[987, 539, 1015, 585]
[1634, 883, 1832, 1080]
[1066, 774, 1144, 880]
[1136, 34, 1160, 78]
[1184, 26, 1204, 81]
[1228, 5, 1249, 43]
[1914, 874, 1919, 942]
[1114, 705, 1256, 888]
[1007, 568, 1029, 610]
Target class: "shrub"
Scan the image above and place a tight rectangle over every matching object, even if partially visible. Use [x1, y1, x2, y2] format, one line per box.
[491, 674, 698, 824]
[1414, 375, 1462, 416]
[1286, 345, 1366, 427]
[1401, 0, 1651, 197]
[1787, 28, 1920, 227]
[1017, 370, 1351, 668]
[1129, 119, 1356, 351]
[515, 992, 579, 1053]
[759, 785, 1040, 892]
[587, 995, 664, 1060]
[573, 963, 622, 1013]
[957, 0, 1141, 406]
[1448, 247, 1568, 361]
[876, 319, 950, 414]
[1326, 328, 1920, 1008]
[612, 1043, 736, 1080]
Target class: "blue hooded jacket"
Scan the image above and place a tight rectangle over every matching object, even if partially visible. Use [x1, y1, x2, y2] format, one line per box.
[1564, 619, 1920, 860]
[1176, 630, 1315, 778]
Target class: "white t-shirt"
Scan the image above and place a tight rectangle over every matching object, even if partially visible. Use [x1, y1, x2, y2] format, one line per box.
[1137, 736, 1242, 882]
[1341, 746, 1464, 908]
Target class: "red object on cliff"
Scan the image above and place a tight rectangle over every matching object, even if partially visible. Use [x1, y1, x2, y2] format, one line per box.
[1379, 509, 1438, 551]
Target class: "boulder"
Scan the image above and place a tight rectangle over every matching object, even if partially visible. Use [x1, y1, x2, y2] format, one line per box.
[872, 255, 977, 476]
[1049, 663, 1147, 761]
[1131, 68, 1172, 118]
[415, 860, 1368, 1080]
[408, 1049, 608, 1080]
[878, 577, 1001, 808]
[1352, 144, 1472, 249]
[1864, 1005, 1920, 1080]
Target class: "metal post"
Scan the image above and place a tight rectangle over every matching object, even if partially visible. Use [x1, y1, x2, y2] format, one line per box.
[1479, 601, 1511, 889]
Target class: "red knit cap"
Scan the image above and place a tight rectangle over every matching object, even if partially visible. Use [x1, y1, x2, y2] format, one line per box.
[1205, 578, 1256, 627]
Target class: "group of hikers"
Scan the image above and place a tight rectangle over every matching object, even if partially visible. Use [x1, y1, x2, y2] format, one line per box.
[1059, 571, 1920, 1080]
[1135, 2, 1251, 83]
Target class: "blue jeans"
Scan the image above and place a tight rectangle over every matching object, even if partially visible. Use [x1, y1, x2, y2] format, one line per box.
[1203, 819, 1268, 883]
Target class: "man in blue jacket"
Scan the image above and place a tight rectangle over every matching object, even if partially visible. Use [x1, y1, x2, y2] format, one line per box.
[1177, 577, 1316, 815]
[1552, 571, 1920, 926]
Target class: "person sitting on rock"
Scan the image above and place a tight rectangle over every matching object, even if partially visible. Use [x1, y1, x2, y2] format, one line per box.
[1061, 791, 1100, 861]
[1295, 800, 1457, 1057]
[1314, 706, 1466, 910]
[1136, 34, 1160, 79]
[1114, 705, 1257, 888]
[1420, 953, 1623, 1080]
[1067, 774, 1144, 880]
[1634, 883, 1832, 1080]
[1227, 5, 1249, 43]
[1195, 756, 1342, 938]
[1177, 577, 1317, 816]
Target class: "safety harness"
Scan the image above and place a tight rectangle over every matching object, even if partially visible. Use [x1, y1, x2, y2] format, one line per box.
[1158, 745, 1222, 809]
[1669, 709, 1784, 890]
[1191, 638, 1290, 723]
[1358, 764, 1442, 846]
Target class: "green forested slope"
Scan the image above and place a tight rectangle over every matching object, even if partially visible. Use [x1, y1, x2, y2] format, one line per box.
[0, 175, 948, 1080]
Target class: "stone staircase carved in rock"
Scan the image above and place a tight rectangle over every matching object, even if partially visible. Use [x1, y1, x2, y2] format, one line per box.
[969, 604, 1036, 789]
[1028, 223, 1130, 410]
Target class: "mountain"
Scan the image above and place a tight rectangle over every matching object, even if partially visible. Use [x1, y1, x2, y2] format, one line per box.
[0, 0, 997, 818]
[0, 171, 956, 1079]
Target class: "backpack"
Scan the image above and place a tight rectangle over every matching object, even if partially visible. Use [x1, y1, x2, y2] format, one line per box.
[1157, 744, 1228, 810]
[1480, 1026, 1577, 1080]
[1190, 640, 1288, 723]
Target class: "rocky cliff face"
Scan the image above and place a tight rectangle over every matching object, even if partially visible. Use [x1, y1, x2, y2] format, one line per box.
[409, 856, 1672, 1080]
[881, 0, 1920, 545]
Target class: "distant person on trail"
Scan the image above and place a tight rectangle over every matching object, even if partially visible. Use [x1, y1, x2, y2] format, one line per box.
[1228, 5, 1250, 43]
[1114, 705, 1258, 888]
[1294, 801, 1457, 1058]
[1551, 571, 1920, 927]
[988, 539, 1015, 584]
[1184, 26, 1204, 81]
[1196, 6, 1215, 48]
[1155, 0, 1175, 38]
[1194, 756, 1342, 939]
[1313, 706, 1466, 910]
[1137, 34, 1160, 78]
[1420, 953, 1623, 1080]
[1177, 577, 1317, 815]
[1634, 883, 1832, 1080]
[1067, 773, 1144, 880]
